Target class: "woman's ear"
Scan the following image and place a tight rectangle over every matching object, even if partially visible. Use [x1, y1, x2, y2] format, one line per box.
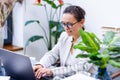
[80, 19, 85, 25]
[79, 19, 85, 29]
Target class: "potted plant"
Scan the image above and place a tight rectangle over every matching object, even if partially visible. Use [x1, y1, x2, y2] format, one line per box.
[25, 0, 71, 52]
[74, 29, 120, 80]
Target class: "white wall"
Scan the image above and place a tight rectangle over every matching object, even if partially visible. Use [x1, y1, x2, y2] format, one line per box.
[24, 0, 120, 60]
[12, 2, 24, 47]
[24, 0, 49, 60]
[71, 0, 120, 39]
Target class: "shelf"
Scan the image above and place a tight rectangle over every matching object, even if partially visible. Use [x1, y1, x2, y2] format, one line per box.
[3, 44, 23, 51]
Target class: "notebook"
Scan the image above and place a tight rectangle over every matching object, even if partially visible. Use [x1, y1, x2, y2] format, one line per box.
[0, 48, 36, 80]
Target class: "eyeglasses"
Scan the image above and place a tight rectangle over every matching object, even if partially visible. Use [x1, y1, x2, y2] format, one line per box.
[60, 21, 78, 28]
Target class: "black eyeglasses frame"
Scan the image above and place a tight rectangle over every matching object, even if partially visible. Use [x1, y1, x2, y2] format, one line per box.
[60, 21, 79, 28]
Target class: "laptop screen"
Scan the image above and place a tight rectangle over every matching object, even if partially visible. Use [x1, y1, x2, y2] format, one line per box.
[0, 48, 36, 80]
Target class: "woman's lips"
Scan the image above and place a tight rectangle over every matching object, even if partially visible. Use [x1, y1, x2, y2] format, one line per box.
[66, 30, 72, 33]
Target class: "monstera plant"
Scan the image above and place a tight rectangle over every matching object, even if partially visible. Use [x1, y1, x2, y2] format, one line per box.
[74, 29, 120, 79]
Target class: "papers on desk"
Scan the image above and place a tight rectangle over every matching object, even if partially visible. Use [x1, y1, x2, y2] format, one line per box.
[62, 73, 97, 80]
[0, 76, 10, 80]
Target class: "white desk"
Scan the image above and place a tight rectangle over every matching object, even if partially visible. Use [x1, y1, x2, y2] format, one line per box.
[0, 76, 10, 80]
[62, 73, 97, 80]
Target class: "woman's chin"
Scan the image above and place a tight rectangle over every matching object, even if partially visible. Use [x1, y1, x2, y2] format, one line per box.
[66, 31, 73, 36]
[67, 33, 72, 36]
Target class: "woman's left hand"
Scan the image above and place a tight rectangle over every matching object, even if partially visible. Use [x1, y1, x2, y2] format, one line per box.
[40, 68, 53, 77]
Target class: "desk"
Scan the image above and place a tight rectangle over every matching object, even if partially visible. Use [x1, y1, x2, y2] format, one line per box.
[62, 73, 97, 80]
[0, 76, 10, 80]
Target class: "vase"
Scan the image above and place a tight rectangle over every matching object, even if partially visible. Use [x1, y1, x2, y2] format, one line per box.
[0, 27, 4, 48]
[95, 67, 112, 80]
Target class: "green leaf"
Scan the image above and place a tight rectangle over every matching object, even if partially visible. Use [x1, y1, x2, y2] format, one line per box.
[109, 52, 120, 55]
[57, 24, 64, 32]
[89, 52, 101, 60]
[111, 58, 120, 62]
[57, 4, 63, 8]
[80, 29, 100, 51]
[35, 3, 43, 6]
[89, 60, 104, 67]
[109, 37, 120, 46]
[49, 20, 59, 29]
[110, 55, 120, 62]
[43, 0, 57, 9]
[80, 29, 91, 47]
[25, 35, 43, 47]
[103, 31, 115, 45]
[25, 20, 40, 26]
[110, 54, 120, 59]
[87, 32, 100, 50]
[108, 46, 120, 52]
[76, 54, 89, 58]
[98, 50, 110, 59]
[74, 43, 96, 53]
[51, 30, 63, 38]
[109, 60, 120, 68]
[89, 32, 102, 44]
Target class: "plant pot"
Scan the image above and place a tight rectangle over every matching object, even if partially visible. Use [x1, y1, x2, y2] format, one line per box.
[0, 27, 4, 48]
[95, 67, 112, 80]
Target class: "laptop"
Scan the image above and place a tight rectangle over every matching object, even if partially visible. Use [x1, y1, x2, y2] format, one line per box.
[0, 48, 36, 80]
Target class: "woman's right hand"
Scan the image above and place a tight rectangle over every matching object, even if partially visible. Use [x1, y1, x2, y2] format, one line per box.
[33, 64, 53, 79]
[33, 64, 43, 79]
[33, 64, 43, 72]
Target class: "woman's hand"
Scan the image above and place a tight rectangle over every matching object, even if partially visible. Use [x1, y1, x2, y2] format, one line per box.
[40, 68, 53, 77]
[33, 64, 43, 72]
[33, 64, 43, 79]
[33, 65, 53, 79]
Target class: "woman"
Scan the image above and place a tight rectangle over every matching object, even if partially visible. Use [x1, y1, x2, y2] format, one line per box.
[33, 5, 97, 79]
